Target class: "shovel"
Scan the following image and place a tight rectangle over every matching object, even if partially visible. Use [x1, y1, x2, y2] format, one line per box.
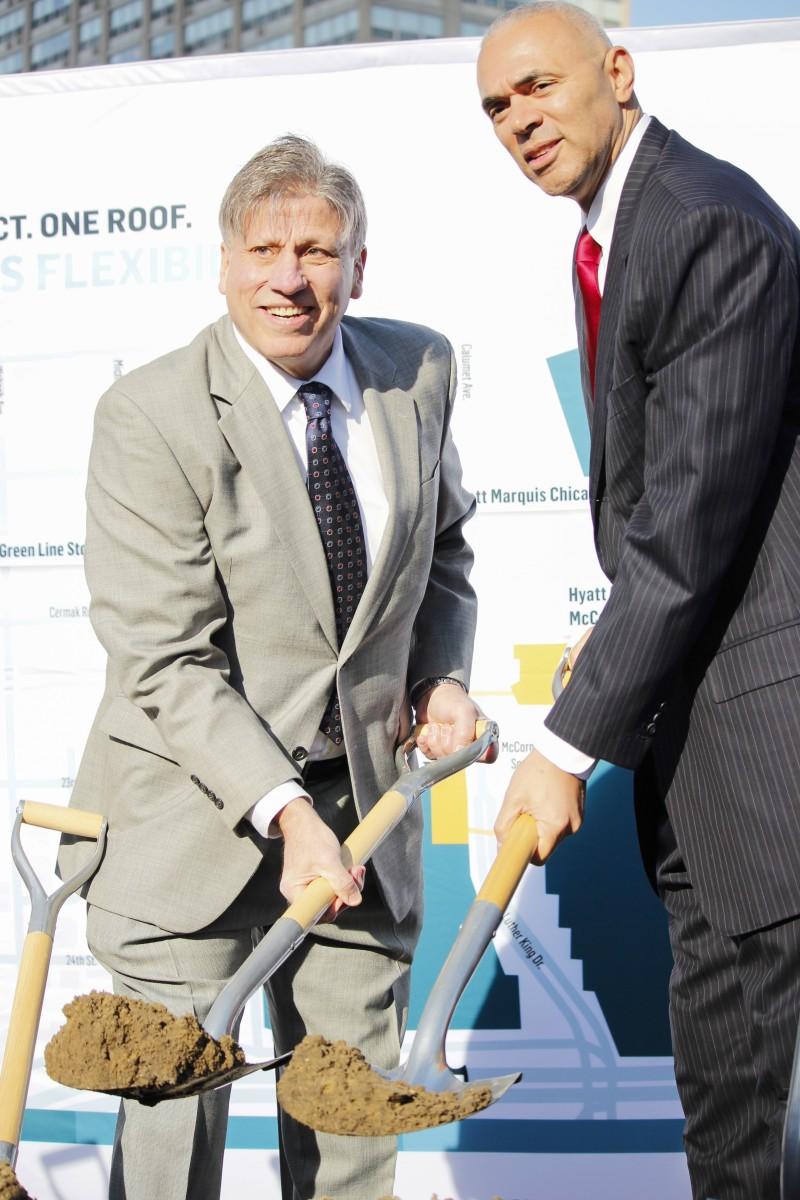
[287, 810, 537, 1136]
[101, 719, 500, 1106]
[376, 811, 537, 1106]
[0, 801, 107, 1172]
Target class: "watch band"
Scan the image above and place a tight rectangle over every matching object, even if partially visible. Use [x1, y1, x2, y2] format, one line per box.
[409, 675, 467, 709]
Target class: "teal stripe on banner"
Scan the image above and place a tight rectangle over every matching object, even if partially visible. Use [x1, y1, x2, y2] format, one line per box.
[22, 1110, 684, 1154]
[547, 348, 590, 474]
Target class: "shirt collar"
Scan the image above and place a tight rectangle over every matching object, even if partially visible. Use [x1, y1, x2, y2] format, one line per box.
[584, 114, 651, 254]
[232, 324, 353, 413]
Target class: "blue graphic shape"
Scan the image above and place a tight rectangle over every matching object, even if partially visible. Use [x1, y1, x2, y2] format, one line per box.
[20, 1108, 686, 1153]
[409, 790, 520, 1029]
[544, 762, 673, 1056]
[548, 348, 590, 474]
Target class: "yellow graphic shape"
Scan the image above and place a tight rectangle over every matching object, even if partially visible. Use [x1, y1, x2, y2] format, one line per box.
[512, 643, 564, 705]
[430, 773, 469, 844]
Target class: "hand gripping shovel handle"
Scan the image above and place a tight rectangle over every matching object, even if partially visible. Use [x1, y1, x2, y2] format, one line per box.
[204, 720, 499, 1041]
[0, 803, 107, 1167]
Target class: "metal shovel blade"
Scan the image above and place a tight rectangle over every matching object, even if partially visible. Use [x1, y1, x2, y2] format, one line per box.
[295, 811, 537, 1135]
[102, 1052, 293, 1107]
[88, 723, 500, 1106]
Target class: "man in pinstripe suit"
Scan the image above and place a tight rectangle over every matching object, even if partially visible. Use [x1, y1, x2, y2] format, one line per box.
[478, 4, 800, 1197]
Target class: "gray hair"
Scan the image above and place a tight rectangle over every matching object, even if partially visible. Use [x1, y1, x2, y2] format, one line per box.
[219, 134, 367, 255]
[483, 2, 612, 51]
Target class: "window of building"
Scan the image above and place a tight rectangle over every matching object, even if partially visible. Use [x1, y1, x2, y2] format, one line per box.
[183, 6, 233, 49]
[31, 0, 71, 28]
[0, 7, 25, 39]
[0, 49, 23, 73]
[79, 14, 102, 44]
[110, 0, 143, 35]
[248, 31, 293, 48]
[460, 18, 490, 35]
[30, 27, 70, 65]
[304, 8, 358, 44]
[242, 0, 293, 30]
[150, 0, 174, 15]
[370, 5, 442, 39]
[110, 42, 143, 59]
[150, 28, 175, 55]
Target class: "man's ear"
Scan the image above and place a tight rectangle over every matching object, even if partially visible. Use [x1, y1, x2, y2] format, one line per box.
[350, 246, 367, 300]
[607, 45, 636, 105]
[218, 242, 230, 296]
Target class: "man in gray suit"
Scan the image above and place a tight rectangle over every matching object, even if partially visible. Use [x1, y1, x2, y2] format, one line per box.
[61, 135, 482, 1200]
[477, 5, 800, 1197]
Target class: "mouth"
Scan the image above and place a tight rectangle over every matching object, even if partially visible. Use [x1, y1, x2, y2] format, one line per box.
[524, 139, 561, 170]
[260, 305, 314, 327]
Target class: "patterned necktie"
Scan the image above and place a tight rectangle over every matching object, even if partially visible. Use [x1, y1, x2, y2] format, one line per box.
[575, 227, 603, 396]
[299, 381, 367, 745]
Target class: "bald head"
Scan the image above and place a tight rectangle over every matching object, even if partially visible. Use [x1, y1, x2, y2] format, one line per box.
[477, 3, 640, 210]
[483, 2, 611, 57]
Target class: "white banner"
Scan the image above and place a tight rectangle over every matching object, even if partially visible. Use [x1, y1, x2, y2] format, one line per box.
[2, 18, 799, 1199]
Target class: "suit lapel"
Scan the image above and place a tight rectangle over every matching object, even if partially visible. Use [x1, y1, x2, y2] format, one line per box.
[588, 118, 671, 523]
[211, 318, 338, 651]
[338, 319, 420, 663]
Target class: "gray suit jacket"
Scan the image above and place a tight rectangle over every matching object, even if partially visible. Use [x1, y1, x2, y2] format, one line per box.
[547, 118, 800, 934]
[60, 314, 477, 933]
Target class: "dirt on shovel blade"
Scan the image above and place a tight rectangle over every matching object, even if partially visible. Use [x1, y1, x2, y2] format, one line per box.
[0, 1162, 35, 1200]
[44, 991, 245, 1092]
[277, 1035, 493, 1136]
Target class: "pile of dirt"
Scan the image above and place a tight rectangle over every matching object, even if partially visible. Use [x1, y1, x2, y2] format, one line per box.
[0, 1162, 34, 1200]
[278, 1035, 493, 1136]
[44, 991, 245, 1092]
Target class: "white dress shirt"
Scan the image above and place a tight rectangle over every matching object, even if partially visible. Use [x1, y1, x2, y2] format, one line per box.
[232, 324, 389, 834]
[533, 116, 651, 780]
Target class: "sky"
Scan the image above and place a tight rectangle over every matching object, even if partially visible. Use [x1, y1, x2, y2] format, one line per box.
[631, 0, 799, 24]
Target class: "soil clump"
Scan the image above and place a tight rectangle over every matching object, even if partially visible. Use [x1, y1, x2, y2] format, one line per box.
[44, 991, 244, 1092]
[277, 1035, 493, 1136]
[0, 1162, 34, 1200]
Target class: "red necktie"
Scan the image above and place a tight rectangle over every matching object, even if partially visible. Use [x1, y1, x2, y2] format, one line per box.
[575, 228, 602, 396]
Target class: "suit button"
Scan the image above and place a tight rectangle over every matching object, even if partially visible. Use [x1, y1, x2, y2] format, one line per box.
[292, 746, 308, 762]
[208, 790, 217, 802]
[215, 799, 224, 810]
[190, 774, 199, 785]
[645, 722, 657, 736]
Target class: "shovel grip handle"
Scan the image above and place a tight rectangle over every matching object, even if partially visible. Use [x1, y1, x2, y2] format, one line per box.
[21, 801, 104, 840]
[0, 932, 53, 1146]
[476, 814, 539, 910]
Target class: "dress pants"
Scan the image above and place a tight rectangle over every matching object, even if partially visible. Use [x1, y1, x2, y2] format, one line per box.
[658, 846, 800, 1200]
[86, 762, 420, 1200]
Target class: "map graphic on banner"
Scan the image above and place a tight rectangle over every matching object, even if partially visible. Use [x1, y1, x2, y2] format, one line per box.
[2, 18, 799, 1199]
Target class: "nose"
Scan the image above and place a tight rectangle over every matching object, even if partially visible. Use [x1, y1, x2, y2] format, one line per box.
[509, 94, 542, 138]
[269, 248, 306, 295]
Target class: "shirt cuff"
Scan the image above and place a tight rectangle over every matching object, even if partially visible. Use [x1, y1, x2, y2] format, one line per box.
[247, 781, 312, 838]
[533, 722, 597, 780]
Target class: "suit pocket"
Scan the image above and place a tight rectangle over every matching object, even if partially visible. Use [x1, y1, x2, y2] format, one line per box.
[99, 696, 178, 763]
[707, 621, 800, 702]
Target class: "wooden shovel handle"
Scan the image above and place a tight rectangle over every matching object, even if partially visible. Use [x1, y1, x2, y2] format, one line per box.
[21, 801, 103, 840]
[475, 814, 539, 911]
[0, 932, 53, 1146]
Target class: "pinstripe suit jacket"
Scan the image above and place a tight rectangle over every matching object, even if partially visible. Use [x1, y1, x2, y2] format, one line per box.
[546, 118, 800, 935]
[59, 314, 477, 933]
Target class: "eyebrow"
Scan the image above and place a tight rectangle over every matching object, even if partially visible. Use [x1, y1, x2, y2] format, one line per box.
[481, 70, 547, 114]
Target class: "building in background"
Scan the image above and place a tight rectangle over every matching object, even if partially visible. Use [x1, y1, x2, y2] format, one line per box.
[0, 0, 628, 74]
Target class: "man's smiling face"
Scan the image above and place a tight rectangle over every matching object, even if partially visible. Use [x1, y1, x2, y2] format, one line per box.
[477, 12, 635, 211]
[219, 193, 366, 379]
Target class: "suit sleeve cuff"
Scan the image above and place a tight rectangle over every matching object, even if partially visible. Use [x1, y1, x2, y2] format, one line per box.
[533, 722, 597, 780]
[247, 780, 312, 839]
